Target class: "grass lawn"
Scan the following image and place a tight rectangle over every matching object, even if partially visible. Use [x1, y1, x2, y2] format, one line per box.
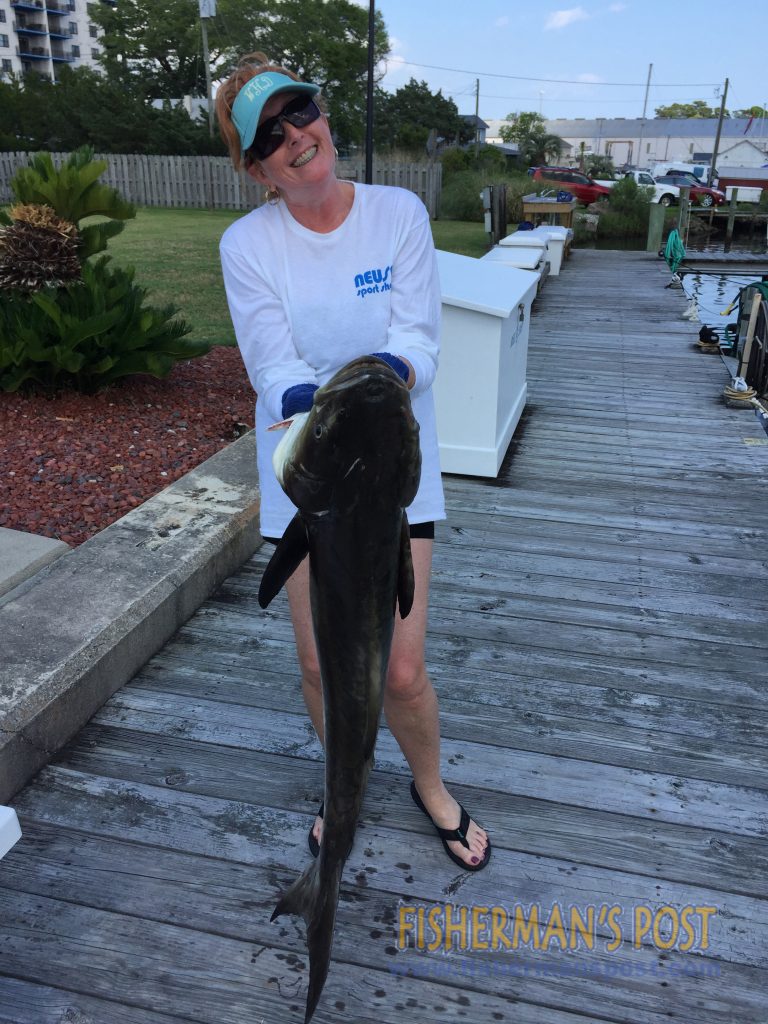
[106, 207, 243, 348]
[104, 207, 490, 348]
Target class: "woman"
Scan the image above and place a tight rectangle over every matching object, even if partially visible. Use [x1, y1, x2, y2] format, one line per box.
[217, 53, 490, 871]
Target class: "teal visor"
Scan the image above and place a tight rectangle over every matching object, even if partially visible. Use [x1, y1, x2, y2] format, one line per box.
[231, 72, 320, 154]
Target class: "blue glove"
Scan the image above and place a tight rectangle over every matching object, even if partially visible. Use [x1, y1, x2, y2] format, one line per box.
[371, 352, 410, 384]
[281, 383, 318, 419]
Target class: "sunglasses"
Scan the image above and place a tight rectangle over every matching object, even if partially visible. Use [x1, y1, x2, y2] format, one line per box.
[249, 95, 322, 161]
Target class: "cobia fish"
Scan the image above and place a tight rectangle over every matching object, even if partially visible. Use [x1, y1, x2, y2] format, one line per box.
[257, 356, 422, 1023]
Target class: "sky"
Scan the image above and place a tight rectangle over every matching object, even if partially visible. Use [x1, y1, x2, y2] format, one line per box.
[368, 0, 765, 123]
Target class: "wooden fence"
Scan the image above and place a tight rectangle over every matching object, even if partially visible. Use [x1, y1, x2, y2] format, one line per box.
[0, 152, 442, 217]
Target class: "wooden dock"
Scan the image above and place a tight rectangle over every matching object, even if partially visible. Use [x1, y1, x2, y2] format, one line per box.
[3, 250, 768, 1024]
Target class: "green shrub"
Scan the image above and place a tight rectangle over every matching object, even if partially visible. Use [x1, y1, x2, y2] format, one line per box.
[598, 175, 652, 237]
[440, 171, 485, 222]
[0, 257, 204, 392]
[7, 146, 135, 258]
[585, 154, 615, 179]
[441, 145, 510, 181]
[440, 169, 542, 224]
[0, 146, 207, 392]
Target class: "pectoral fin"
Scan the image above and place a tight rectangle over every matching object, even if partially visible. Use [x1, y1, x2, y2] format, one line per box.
[258, 513, 309, 608]
[397, 513, 415, 619]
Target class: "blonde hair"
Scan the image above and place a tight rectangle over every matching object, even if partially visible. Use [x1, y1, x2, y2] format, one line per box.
[216, 51, 315, 171]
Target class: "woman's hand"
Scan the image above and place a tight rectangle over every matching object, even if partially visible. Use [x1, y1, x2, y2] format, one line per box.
[371, 352, 415, 390]
[281, 383, 318, 419]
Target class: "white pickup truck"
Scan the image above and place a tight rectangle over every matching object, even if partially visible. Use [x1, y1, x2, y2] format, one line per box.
[594, 169, 680, 206]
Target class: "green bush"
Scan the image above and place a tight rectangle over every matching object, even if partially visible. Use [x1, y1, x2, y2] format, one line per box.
[585, 154, 615, 179]
[0, 257, 204, 392]
[440, 171, 486, 222]
[440, 169, 543, 224]
[441, 145, 507, 179]
[7, 147, 135, 258]
[597, 175, 652, 237]
[0, 146, 207, 392]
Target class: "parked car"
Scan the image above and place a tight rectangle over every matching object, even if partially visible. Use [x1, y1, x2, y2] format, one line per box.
[654, 173, 725, 208]
[593, 169, 680, 206]
[531, 167, 611, 205]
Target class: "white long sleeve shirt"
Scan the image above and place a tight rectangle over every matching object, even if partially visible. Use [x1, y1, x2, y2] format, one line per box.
[220, 182, 446, 537]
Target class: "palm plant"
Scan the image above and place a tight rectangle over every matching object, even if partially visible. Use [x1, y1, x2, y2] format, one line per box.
[6, 146, 135, 258]
[0, 147, 208, 392]
[524, 132, 564, 166]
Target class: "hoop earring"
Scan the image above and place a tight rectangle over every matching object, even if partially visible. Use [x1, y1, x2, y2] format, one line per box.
[264, 186, 281, 205]
[334, 146, 339, 158]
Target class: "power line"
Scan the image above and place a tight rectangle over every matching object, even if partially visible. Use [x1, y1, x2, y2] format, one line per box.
[389, 59, 720, 88]
[453, 92, 727, 105]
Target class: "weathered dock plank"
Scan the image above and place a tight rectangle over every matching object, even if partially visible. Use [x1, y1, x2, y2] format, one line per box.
[3, 249, 768, 1024]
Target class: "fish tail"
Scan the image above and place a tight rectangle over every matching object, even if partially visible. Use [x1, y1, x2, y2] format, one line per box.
[271, 860, 342, 1024]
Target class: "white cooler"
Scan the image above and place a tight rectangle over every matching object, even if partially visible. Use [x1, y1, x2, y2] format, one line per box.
[530, 225, 573, 275]
[481, 245, 548, 290]
[0, 805, 21, 860]
[434, 250, 537, 477]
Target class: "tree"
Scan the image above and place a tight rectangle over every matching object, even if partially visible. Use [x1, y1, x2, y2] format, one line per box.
[585, 154, 615, 178]
[733, 105, 768, 118]
[500, 112, 563, 165]
[375, 79, 470, 152]
[654, 100, 727, 118]
[90, 0, 390, 148]
[0, 67, 223, 155]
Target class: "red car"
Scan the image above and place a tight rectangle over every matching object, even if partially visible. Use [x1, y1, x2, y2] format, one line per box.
[531, 166, 612, 205]
[654, 173, 725, 208]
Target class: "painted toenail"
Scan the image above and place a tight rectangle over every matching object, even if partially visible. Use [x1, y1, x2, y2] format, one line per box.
[471, 856, 479, 864]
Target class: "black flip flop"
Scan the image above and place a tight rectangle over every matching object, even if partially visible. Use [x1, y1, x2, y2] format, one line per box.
[410, 781, 491, 872]
[308, 800, 324, 858]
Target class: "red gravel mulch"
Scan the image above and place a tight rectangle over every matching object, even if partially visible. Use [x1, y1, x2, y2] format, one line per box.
[0, 346, 255, 547]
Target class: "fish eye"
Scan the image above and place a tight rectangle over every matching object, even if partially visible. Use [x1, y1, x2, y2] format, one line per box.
[314, 424, 324, 439]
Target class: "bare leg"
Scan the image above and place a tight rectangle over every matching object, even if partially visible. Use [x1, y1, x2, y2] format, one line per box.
[284, 539, 488, 866]
[383, 540, 488, 866]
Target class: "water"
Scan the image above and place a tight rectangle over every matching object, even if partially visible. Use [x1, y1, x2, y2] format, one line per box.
[680, 271, 759, 334]
[578, 236, 766, 335]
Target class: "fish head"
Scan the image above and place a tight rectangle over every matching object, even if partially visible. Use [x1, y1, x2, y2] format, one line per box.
[273, 356, 421, 515]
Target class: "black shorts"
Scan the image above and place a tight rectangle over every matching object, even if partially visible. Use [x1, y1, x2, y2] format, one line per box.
[262, 520, 435, 545]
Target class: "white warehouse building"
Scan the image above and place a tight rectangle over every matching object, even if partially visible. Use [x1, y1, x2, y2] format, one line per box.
[0, 0, 115, 82]
[483, 117, 768, 169]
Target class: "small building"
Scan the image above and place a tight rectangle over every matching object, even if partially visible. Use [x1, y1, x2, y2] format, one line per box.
[460, 114, 489, 147]
[716, 139, 768, 168]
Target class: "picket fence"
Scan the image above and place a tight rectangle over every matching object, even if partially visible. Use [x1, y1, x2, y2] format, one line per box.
[0, 152, 442, 217]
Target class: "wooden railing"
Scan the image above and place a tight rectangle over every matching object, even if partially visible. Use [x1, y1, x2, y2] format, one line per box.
[0, 152, 442, 217]
[741, 293, 768, 398]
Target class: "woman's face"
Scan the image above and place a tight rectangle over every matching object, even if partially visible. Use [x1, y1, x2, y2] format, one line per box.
[247, 90, 336, 199]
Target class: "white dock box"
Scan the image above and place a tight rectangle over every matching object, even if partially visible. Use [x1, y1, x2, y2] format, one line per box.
[435, 249, 537, 477]
[530, 225, 572, 276]
[481, 244, 545, 274]
[0, 805, 21, 860]
[498, 232, 547, 252]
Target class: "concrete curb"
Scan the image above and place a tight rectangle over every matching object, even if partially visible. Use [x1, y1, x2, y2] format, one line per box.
[0, 432, 262, 803]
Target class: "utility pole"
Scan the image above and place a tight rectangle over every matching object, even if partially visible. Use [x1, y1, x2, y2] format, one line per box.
[473, 78, 480, 158]
[365, 0, 375, 184]
[709, 77, 728, 186]
[199, 0, 215, 138]
[637, 63, 653, 168]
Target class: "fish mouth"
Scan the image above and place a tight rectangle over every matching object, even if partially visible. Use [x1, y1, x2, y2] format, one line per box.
[318, 357, 404, 400]
[291, 146, 317, 168]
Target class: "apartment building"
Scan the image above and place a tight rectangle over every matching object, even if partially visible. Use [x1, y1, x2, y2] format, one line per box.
[0, 0, 115, 81]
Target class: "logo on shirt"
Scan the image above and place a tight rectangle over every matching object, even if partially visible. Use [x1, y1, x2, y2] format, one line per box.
[355, 266, 392, 298]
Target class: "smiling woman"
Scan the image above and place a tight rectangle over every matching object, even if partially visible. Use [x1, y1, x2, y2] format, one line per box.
[214, 51, 490, 904]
